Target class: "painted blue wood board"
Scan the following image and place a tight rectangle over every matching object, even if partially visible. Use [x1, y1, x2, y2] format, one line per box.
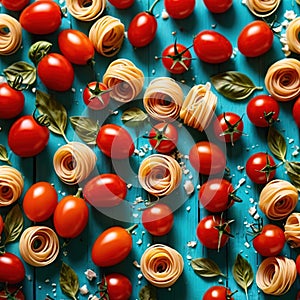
[0, 0, 300, 299]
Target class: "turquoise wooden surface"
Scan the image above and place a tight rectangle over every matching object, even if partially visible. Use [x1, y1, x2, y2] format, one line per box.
[0, 0, 300, 299]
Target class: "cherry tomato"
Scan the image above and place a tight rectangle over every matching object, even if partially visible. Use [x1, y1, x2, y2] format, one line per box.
[142, 203, 174, 236]
[83, 174, 127, 207]
[203, 286, 235, 300]
[197, 215, 231, 250]
[0, 83, 25, 120]
[193, 30, 232, 64]
[164, 0, 195, 19]
[247, 95, 280, 127]
[0, 215, 3, 235]
[91, 225, 136, 267]
[0, 286, 25, 300]
[245, 152, 276, 184]
[37, 53, 74, 92]
[237, 20, 273, 57]
[58, 29, 94, 65]
[203, 0, 232, 13]
[296, 254, 300, 275]
[53, 194, 89, 239]
[19, 0, 62, 35]
[83, 81, 110, 110]
[161, 41, 192, 74]
[293, 96, 300, 128]
[99, 273, 132, 300]
[96, 124, 135, 159]
[0, 253, 25, 284]
[8, 115, 49, 157]
[108, 0, 134, 9]
[1, 0, 29, 11]
[189, 141, 226, 175]
[213, 112, 244, 145]
[147, 123, 178, 153]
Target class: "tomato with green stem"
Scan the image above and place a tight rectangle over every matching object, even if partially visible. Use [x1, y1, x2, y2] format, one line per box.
[0, 253, 25, 284]
[83, 81, 110, 110]
[108, 0, 134, 9]
[203, 0, 232, 13]
[203, 286, 236, 300]
[164, 0, 195, 19]
[1, 0, 29, 11]
[0, 286, 25, 300]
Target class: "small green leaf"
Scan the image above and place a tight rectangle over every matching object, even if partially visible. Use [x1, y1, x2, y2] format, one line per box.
[285, 161, 300, 191]
[191, 257, 226, 278]
[69, 116, 99, 145]
[28, 41, 52, 65]
[210, 71, 263, 101]
[267, 126, 287, 161]
[139, 285, 157, 300]
[59, 262, 79, 300]
[0, 145, 11, 165]
[121, 107, 148, 127]
[4, 204, 24, 245]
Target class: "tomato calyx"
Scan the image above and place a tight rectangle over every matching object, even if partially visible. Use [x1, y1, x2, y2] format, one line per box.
[146, 0, 161, 16]
[213, 216, 234, 252]
[126, 224, 138, 235]
[226, 289, 238, 300]
[256, 152, 278, 181]
[97, 275, 109, 300]
[0, 285, 23, 300]
[29, 41, 53, 65]
[263, 111, 277, 126]
[86, 82, 111, 105]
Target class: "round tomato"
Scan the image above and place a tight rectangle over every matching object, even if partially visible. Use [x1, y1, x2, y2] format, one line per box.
[37, 53, 74, 92]
[246, 152, 276, 184]
[53, 194, 89, 239]
[83, 81, 110, 110]
[161, 42, 192, 74]
[189, 141, 226, 175]
[238, 20, 273, 57]
[91, 225, 136, 267]
[83, 174, 127, 207]
[96, 124, 135, 159]
[213, 112, 244, 145]
[108, 0, 134, 9]
[0, 253, 25, 284]
[1, 0, 29, 11]
[252, 224, 285, 256]
[164, 0, 195, 19]
[193, 30, 232, 64]
[203, 286, 235, 300]
[142, 203, 174, 236]
[0, 215, 3, 235]
[58, 29, 94, 65]
[247, 95, 280, 127]
[197, 215, 232, 250]
[19, 0, 62, 35]
[0, 83, 24, 120]
[23, 181, 58, 222]
[293, 96, 300, 128]
[296, 254, 300, 275]
[8, 115, 49, 157]
[147, 123, 178, 153]
[0, 286, 25, 300]
[203, 0, 232, 13]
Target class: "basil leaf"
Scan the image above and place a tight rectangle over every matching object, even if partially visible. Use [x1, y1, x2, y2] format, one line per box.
[4, 204, 24, 245]
[121, 107, 148, 127]
[0, 144, 11, 165]
[191, 257, 225, 278]
[29, 41, 52, 65]
[139, 285, 157, 300]
[285, 161, 300, 191]
[267, 126, 286, 161]
[59, 262, 79, 300]
[210, 71, 262, 101]
[69, 116, 99, 145]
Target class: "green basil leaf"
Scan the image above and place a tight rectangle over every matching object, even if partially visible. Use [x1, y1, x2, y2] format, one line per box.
[139, 285, 157, 300]
[28, 41, 52, 65]
[59, 262, 79, 300]
[191, 257, 226, 278]
[4, 204, 24, 245]
[69, 116, 99, 145]
[121, 107, 148, 127]
[285, 161, 300, 191]
[210, 71, 263, 101]
[0, 144, 11, 165]
[267, 126, 286, 161]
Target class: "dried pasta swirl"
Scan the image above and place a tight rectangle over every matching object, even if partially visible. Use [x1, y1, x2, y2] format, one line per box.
[143, 77, 183, 122]
[53, 142, 97, 185]
[65, 0, 106, 21]
[284, 212, 300, 248]
[103, 59, 144, 102]
[256, 256, 297, 296]
[89, 15, 125, 57]
[264, 58, 300, 102]
[0, 165, 24, 207]
[258, 179, 298, 220]
[138, 154, 182, 197]
[0, 14, 22, 55]
[244, 0, 281, 17]
[140, 244, 184, 288]
[286, 17, 300, 54]
[180, 82, 217, 131]
[19, 226, 59, 267]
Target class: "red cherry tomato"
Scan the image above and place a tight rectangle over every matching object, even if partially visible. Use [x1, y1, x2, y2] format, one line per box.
[19, 0, 62, 35]
[203, 0, 232, 13]
[164, 0, 195, 19]
[8, 115, 49, 157]
[1, 0, 29, 11]
[23, 181, 58, 222]
[0, 253, 25, 284]
[296, 254, 300, 275]
[108, 0, 134, 9]
[293, 96, 300, 128]
[0, 215, 3, 235]
[58, 29, 95, 65]
[238, 20, 273, 57]
[247, 95, 280, 127]
[83, 81, 110, 110]
[189, 141, 226, 175]
[213, 112, 244, 145]
[142, 203, 174, 236]
[0, 83, 24, 119]
[83, 174, 127, 207]
[91, 225, 136, 267]
[37, 53, 74, 92]
[203, 286, 235, 300]
[53, 194, 89, 239]
[246, 152, 276, 184]
[252, 224, 285, 256]
[96, 124, 135, 159]
[193, 30, 232, 64]
[0, 286, 25, 300]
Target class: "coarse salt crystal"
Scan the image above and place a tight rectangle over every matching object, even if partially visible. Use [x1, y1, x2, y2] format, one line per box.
[184, 180, 194, 195]
[80, 285, 89, 295]
[187, 241, 197, 248]
[284, 10, 297, 20]
[84, 269, 97, 281]
[186, 255, 192, 260]
[161, 9, 169, 19]
[244, 241, 250, 248]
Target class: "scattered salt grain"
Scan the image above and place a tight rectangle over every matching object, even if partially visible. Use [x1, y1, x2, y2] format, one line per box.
[84, 269, 97, 281]
[186, 206, 191, 212]
[38, 286, 42, 289]
[253, 213, 260, 220]
[136, 239, 143, 245]
[45, 279, 50, 283]
[137, 273, 143, 279]
[187, 241, 197, 248]
[133, 260, 141, 268]
[292, 149, 299, 157]
[186, 255, 192, 260]
[218, 278, 223, 284]
[248, 206, 256, 216]
[71, 87, 76, 92]
[80, 285, 89, 295]
[244, 241, 250, 248]
[183, 180, 194, 195]
[161, 9, 169, 19]
[127, 183, 132, 189]
[284, 10, 297, 20]
[237, 165, 244, 171]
